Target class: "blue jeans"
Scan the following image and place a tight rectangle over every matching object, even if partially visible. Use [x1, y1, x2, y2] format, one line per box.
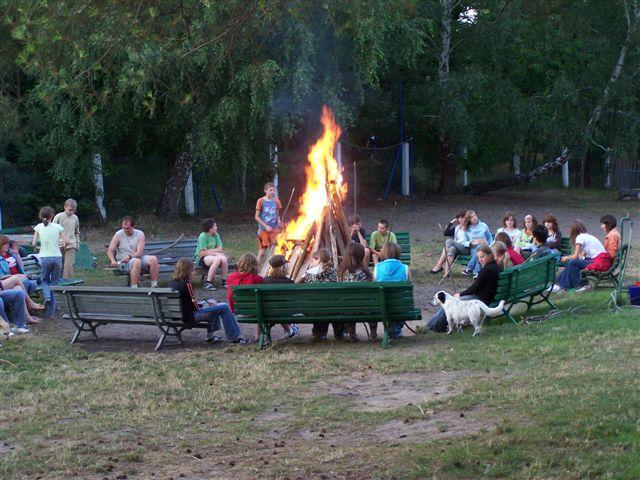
[194, 303, 241, 340]
[557, 258, 591, 289]
[426, 295, 475, 332]
[0, 288, 27, 328]
[466, 247, 479, 274]
[40, 256, 62, 316]
[391, 321, 404, 338]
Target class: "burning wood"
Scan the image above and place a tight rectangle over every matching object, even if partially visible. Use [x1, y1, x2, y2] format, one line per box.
[275, 107, 351, 280]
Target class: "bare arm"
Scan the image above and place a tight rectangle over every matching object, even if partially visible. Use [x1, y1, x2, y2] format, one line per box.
[32, 230, 39, 247]
[134, 233, 146, 258]
[561, 243, 583, 263]
[107, 234, 120, 266]
[255, 211, 272, 231]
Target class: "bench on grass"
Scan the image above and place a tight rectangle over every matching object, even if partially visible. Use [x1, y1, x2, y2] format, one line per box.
[111, 238, 236, 285]
[581, 244, 630, 289]
[491, 254, 558, 324]
[21, 256, 85, 287]
[233, 281, 421, 349]
[50, 286, 209, 350]
[364, 231, 411, 265]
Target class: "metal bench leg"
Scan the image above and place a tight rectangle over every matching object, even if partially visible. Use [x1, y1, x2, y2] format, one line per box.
[503, 305, 518, 324]
[69, 320, 99, 344]
[155, 331, 168, 351]
[70, 321, 84, 344]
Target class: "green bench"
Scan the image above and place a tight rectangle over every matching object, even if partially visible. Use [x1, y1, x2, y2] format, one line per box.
[491, 255, 558, 323]
[51, 286, 209, 350]
[364, 231, 411, 265]
[581, 244, 630, 289]
[233, 281, 421, 349]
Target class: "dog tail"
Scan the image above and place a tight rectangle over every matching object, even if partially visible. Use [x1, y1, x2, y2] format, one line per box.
[480, 300, 505, 317]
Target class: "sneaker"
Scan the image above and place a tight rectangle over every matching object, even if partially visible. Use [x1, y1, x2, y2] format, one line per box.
[232, 337, 251, 345]
[551, 284, 563, 293]
[203, 282, 217, 291]
[205, 334, 223, 343]
[462, 268, 471, 277]
[473, 273, 479, 279]
[12, 327, 30, 334]
[287, 324, 300, 338]
[576, 284, 592, 293]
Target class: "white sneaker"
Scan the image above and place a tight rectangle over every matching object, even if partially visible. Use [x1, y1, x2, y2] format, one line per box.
[551, 284, 563, 293]
[576, 285, 592, 293]
[287, 324, 300, 338]
[12, 327, 30, 334]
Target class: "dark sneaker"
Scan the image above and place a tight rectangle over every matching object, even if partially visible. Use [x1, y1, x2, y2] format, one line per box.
[233, 337, 251, 345]
[203, 282, 216, 291]
[205, 334, 223, 343]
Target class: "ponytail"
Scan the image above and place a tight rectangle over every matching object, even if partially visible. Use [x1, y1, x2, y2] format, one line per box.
[38, 206, 55, 226]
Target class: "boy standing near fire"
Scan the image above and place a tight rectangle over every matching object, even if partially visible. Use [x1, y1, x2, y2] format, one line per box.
[255, 182, 283, 265]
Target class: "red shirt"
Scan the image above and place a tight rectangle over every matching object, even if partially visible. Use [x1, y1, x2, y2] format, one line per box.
[226, 272, 264, 312]
[507, 247, 524, 266]
[2, 252, 19, 275]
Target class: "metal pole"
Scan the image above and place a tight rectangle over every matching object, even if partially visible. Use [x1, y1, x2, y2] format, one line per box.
[353, 161, 357, 215]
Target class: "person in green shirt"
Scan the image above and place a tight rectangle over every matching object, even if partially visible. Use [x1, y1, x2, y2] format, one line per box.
[195, 218, 228, 291]
[369, 218, 397, 265]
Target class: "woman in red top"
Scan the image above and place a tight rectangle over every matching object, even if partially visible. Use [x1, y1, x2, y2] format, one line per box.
[226, 253, 264, 341]
[494, 232, 524, 266]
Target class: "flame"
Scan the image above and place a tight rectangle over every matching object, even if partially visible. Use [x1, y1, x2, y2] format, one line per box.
[277, 106, 346, 253]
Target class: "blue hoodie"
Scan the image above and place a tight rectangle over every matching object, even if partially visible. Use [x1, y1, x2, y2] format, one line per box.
[462, 221, 493, 248]
[374, 259, 409, 282]
[0, 250, 25, 276]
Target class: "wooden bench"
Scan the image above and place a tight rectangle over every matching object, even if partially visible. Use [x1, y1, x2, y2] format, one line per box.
[491, 255, 558, 324]
[50, 286, 209, 350]
[232, 281, 421, 349]
[364, 231, 411, 265]
[21, 256, 85, 287]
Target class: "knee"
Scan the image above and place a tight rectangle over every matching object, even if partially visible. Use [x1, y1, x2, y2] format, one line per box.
[148, 256, 158, 266]
[130, 258, 142, 269]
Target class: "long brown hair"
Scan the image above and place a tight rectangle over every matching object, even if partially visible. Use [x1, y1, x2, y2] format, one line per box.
[380, 242, 402, 261]
[38, 206, 55, 226]
[237, 253, 259, 274]
[312, 248, 333, 270]
[462, 210, 476, 229]
[337, 243, 372, 280]
[543, 214, 559, 233]
[502, 211, 517, 228]
[522, 214, 538, 234]
[494, 231, 513, 249]
[569, 220, 587, 245]
[492, 241, 511, 270]
[173, 258, 195, 281]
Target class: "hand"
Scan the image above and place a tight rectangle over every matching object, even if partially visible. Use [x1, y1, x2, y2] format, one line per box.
[560, 256, 567, 263]
[451, 218, 458, 224]
[351, 224, 359, 233]
[110, 261, 118, 268]
[265, 225, 273, 233]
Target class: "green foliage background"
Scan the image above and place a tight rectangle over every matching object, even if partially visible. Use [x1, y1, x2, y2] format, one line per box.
[0, 1, 638, 222]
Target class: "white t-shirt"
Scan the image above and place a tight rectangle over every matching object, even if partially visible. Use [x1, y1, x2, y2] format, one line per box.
[34, 222, 64, 257]
[496, 227, 522, 246]
[575, 233, 605, 259]
[454, 225, 466, 243]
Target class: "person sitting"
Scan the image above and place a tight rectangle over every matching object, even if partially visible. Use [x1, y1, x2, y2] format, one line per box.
[170, 258, 249, 345]
[583, 214, 621, 275]
[427, 245, 501, 333]
[516, 214, 537, 257]
[494, 232, 524, 266]
[492, 241, 512, 270]
[528, 224, 555, 260]
[0, 236, 39, 293]
[431, 209, 467, 275]
[461, 210, 493, 277]
[195, 218, 229, 291]
[226, 253, 264, 341]
[0, 286, 32, 334]
[542, 214, 562, 251]
[496, 211, 522, 246]
[369, 219, 397, 265]
[349, 215, 371, 265]
[337, 243, 373, 341]
[263, 255, 299, 338]
[9, 240, 27, 259]
[373, 242, 411, 339]
[107, 216, 159, 288]
[304, 248, 340, 340]
[553, 220, 605, 292]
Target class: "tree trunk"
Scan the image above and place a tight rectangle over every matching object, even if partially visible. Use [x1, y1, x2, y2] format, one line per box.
[437, 0, 456, 193]
[160, 139, 194, 217]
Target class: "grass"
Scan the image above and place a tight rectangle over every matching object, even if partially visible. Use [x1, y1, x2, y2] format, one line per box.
[1, 291, 639, 479]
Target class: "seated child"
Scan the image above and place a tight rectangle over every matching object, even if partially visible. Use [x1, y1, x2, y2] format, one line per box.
[492, 241, 512, 270]
[553, 220, 605, 292]
[337, 243, 373, 341]
[529, 224, 556, 260]
[369, 219, 397, 265]
[255, 182, 282, 266]
[494, 232, 524, 266]
[170, 259, 249, 344]
[496, 211, 522, 246]
[263, 255, 299, 338]
[305, 248, 340, 340]
[461, 210, 493, 277]
[584, 214, 621, 273]
[516, 214, 537, 257]
[543, 214, 562, 251]
[431, 209, 467, 275]
[350, 215, 371, 265]
[373, 242, 411, 340]
[195, 218, 229, 291]
[226, 253, 264, 341]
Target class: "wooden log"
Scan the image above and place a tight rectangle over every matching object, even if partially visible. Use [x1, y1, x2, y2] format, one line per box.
[259, 245, 276, 277]
[331, 189, 351, 245]
[329, 225, 339, 268]
[294, 258, 311, 283]
[292, 227, 314, 279]
[287, 243, 302, 275]
[333, 218, 347, 256]
[311, 207, 327, 253]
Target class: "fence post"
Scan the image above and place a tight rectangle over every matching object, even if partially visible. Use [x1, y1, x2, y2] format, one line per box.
[401, 142, 410, 196]
[562, 160, 569, 188]
[604, 150, 612, 189]
[184, 170, 195, 215]
[513, 154, 521, 175]
[92, 154, 107, 223]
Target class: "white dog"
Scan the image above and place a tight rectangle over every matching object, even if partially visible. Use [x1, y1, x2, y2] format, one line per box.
[433, 290, 505, 336]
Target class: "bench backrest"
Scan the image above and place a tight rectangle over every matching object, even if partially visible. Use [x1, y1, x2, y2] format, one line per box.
[144, 240, 198, 261]
[560, 237, 571, 256]
[20, 256, 40, 278]
[365, 231, 411, 265]
[233, 281, 417, 324]
[495, 255, 558, 304]
[52, 286, 183, 323]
